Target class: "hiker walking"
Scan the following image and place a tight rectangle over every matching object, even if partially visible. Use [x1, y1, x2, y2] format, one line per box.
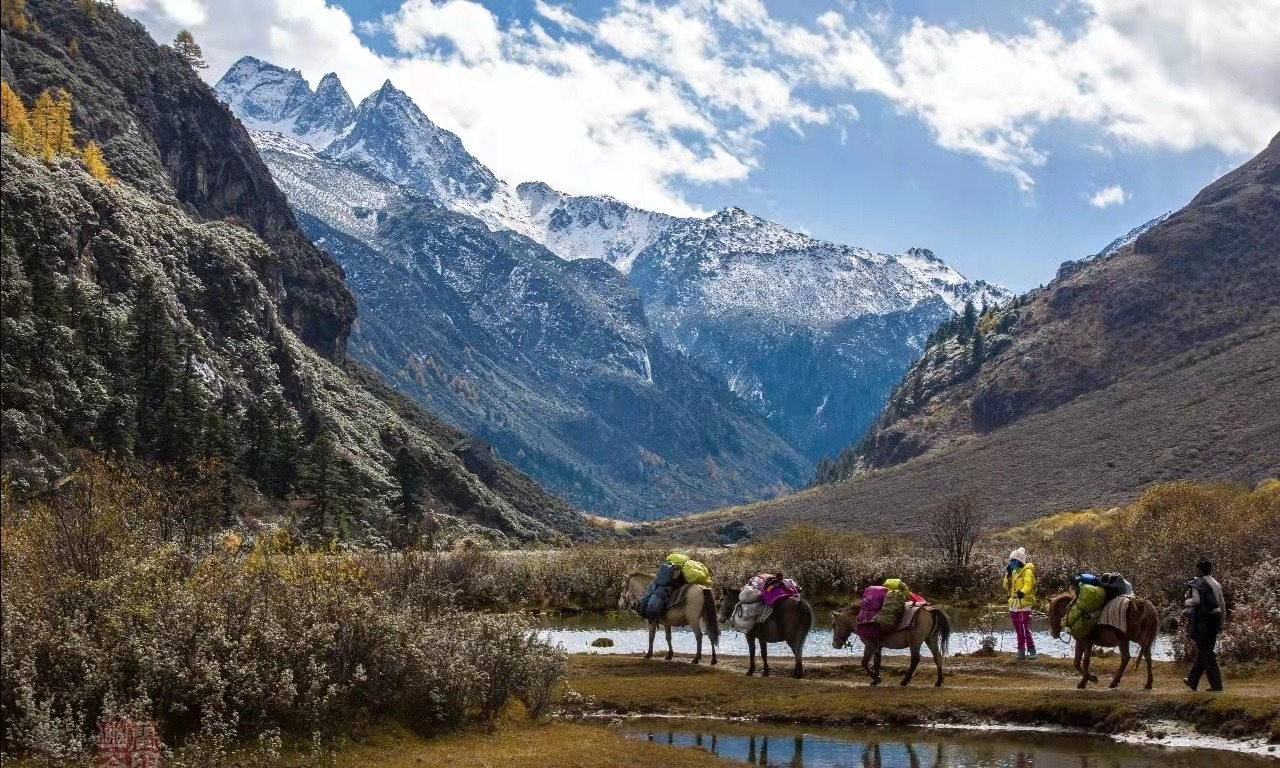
[1183, 559, 1225, 692]
[1003, 547, 1038, 660]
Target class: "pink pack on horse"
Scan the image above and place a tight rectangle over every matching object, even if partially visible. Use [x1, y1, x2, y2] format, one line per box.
[856, 585, 888, 641]
[761, 577, 800, 606]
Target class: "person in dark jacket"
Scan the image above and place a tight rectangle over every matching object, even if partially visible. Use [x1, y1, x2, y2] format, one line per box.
[1183, 560, 1225, 692]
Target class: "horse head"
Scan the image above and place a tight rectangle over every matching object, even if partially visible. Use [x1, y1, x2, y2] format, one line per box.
[1046, 593, 1071, 639]
[617, 572, 650, 612]
[831, 605, 857, 649]
[713, 585, 736, 623]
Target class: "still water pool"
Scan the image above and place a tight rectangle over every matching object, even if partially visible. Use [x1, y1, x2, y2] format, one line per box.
[536, 611, 1176, 660]
[618, 719, 1274, 767]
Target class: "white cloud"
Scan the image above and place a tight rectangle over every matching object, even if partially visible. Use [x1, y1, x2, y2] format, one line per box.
[116, 0, 207, 28]
[386, 0, 502, 62]
[1088, 185, 1128, 208]
[532, 1, 589, 34]
[115, 0, 1280, 209]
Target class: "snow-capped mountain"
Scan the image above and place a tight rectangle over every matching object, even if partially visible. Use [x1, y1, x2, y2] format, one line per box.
[515, 182, 682, 273]
[215, 56, 1012, 507]
[214, 57, 354, 147]
[624, 208, 1009, 457]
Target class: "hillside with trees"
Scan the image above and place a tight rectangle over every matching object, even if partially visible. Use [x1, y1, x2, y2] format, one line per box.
[0, 0, 584, 544]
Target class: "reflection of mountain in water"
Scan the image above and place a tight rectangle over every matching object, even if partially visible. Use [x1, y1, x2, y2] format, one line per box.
[621, 720, 1268, 767]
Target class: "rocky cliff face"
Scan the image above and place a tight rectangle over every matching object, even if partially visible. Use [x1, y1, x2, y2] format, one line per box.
[1, 0, 583, 544]
[4, 11, 356, 356]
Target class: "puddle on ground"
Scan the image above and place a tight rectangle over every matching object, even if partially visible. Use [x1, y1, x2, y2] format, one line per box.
[618, 718, 1275, 767]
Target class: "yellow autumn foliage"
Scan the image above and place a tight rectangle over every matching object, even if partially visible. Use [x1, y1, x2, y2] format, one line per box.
[1, 80, 37, 154]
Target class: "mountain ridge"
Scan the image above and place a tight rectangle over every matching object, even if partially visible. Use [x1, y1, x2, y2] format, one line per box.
[214, 55, 1014, 513]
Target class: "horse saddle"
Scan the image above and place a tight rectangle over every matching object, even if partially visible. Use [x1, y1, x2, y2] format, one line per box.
[895, 603, 927, 633]
[665, 583, 693, 612]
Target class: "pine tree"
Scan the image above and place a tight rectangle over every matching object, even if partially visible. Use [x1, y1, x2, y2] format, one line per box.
[392, 445, 422, 522]
[172, 30, 207, 70]
[81, 140, 112, 182]
[970, 329, 986, 370]
[0, 0, 29, 31]
[299, 429, 353, 539]
[960, 300, 978, 342]
[129, 275, 181, 458]
[1, 81, 37, 154]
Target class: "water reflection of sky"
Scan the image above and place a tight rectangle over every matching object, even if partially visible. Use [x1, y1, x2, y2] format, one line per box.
[621, 721, 1268, 768]
[537, 612, 1175, 660]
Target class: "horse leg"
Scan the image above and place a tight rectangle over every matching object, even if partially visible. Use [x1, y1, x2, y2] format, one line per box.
[692, 622, 703, 665]
[926, 634, 943, 687]
[872, 647, 883, 686]
[861, 646, 875, 685]
[902, 644, 922, 686]
[1078, 643, 1093, 689]
[790, 636, 804, 679]
[1110, 642, 1130, 689]
[646, 622, 656, 660]
[746, 635, 757, 676]
[1143, 642, 1154, 690]
[760, 640, 771, 677]
[664, 624, 674, 661]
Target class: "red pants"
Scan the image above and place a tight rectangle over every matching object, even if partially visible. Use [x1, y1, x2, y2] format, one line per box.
[1010, 610, 1035, 651]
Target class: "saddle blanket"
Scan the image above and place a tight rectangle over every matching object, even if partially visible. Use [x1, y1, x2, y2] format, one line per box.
[1099, 596, 1130, 634]
[897, 603, 925, 632]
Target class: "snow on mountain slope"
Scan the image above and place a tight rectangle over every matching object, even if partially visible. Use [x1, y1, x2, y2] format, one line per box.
[214, 56, 354, 147]
[516, 182, 685, 273]
[322, 81, 542, 241]
[631, 208, 1010, 328]
[218, 56, 1016, 489]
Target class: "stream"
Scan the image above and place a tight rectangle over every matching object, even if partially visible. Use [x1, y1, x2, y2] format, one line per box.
[537, 610, 1177, 660]
[618, 718, 1275, 766]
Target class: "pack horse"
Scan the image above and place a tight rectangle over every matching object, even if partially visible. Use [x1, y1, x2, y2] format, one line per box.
[618, 572, 720, 664]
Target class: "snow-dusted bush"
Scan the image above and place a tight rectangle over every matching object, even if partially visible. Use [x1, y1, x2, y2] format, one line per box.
[0, 459, 564, 762]
[1219, 558, 1280, 665]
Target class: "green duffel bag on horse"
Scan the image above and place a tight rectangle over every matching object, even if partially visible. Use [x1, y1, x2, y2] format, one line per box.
[664, 553, 711, 585]
[1065, 583, 1106, 640]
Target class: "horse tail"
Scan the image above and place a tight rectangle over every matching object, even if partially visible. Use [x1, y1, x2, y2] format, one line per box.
[933, 607, 952, 656]
[701, 588, 720, 646]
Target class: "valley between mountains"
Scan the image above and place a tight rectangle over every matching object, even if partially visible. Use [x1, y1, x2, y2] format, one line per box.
[214, 56, 1009, 519]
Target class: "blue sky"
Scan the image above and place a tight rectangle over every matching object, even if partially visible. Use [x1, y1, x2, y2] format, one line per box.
[118, 0, 1278, 292]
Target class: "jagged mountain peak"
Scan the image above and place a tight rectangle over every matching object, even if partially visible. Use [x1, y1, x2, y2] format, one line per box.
[215, 58, 353, 147]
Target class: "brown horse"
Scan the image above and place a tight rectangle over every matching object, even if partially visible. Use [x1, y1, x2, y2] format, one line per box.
[618, 572, 719, 665]
[832, 603, 951, 686]
[1047, 593, 1159, 689]
[715, 586, 814, 678]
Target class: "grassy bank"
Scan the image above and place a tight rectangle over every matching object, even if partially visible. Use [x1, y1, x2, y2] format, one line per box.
[563, 655, 1280, 743]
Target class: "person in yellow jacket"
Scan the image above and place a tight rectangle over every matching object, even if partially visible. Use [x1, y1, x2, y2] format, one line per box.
[1002, 547, 1038, 660]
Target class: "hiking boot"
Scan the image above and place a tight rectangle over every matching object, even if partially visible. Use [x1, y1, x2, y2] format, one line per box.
[1027, 649, 1038, 660]
[1208, 686, 1224, 692]
[1183, 678, 1197, 691]
[1016, 650, 1026, 661]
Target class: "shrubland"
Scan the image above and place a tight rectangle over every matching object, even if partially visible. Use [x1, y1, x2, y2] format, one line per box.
[0, 456, 565, 765]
